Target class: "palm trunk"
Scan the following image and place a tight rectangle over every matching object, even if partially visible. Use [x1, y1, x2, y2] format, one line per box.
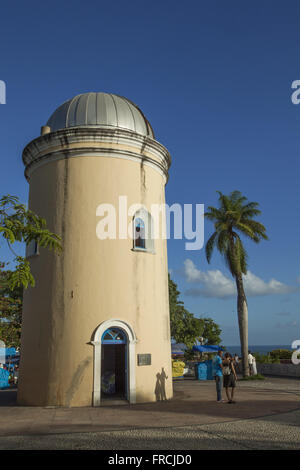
[235, 273, 249, 377]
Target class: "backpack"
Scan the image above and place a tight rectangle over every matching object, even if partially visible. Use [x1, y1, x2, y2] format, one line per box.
[223, 361, 231, 376]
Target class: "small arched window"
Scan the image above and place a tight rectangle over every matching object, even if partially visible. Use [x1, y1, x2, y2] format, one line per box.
[133, 209, 154, 253]
[134, 218, 146, 249]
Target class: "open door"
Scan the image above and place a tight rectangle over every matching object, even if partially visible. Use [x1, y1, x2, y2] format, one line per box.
[101, 328, 127, 400]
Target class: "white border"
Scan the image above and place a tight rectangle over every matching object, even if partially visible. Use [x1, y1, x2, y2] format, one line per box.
[91, 319, 138, 406]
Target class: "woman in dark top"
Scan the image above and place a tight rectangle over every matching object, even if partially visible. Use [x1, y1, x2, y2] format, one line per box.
[223, 353, 238, 403]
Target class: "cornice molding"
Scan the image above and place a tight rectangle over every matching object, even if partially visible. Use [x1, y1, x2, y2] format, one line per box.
[23, 127, 171, 182]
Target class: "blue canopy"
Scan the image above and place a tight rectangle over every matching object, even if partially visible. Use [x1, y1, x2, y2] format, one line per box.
[0, 348, 18, 360]
[192, 345, 223, 353]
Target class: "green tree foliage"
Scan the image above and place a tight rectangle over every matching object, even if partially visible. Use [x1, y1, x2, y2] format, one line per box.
[199, 317, 222, 345]
[269, 349, 292, 361]
[169, 274, 222, 349]
[205, 190, 268, 376]
[0, 195, 61, 290]
[253, 353, 280, 364]
[0, 270, 23, 347]
[169, 274, 201, 348]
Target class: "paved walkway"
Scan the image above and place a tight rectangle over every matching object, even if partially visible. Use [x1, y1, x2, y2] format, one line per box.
[0, 377, 299, 449]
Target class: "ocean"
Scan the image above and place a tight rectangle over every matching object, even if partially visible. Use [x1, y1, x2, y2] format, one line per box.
[226, 345, 291, 356]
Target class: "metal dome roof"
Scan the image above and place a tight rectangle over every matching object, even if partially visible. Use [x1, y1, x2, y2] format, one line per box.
[46, 92, 154, 138]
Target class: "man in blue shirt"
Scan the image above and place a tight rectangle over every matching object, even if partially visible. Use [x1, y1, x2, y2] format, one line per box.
[214, 350, 224, 403]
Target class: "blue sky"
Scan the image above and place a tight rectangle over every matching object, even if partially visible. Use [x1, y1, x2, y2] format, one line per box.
[1, 0, 299, 345]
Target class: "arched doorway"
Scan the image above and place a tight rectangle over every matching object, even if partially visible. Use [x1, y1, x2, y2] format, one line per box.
[101, 327, 127, 399]
[91, 319, 137, 406]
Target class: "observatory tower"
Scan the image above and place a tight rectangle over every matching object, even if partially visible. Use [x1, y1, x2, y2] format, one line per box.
[17, 93, 172, 406]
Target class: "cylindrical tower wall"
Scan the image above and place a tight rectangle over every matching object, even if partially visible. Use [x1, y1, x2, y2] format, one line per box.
[18, 125, 172, 406]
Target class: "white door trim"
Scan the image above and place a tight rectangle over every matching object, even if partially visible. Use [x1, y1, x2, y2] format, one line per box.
[91, 319, 137, 406]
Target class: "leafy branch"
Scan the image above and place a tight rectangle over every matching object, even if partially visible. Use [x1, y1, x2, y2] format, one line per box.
[0, 194, 62, 289]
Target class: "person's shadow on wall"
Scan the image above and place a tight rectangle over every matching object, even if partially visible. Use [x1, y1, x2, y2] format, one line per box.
[154, 367, 168, 401]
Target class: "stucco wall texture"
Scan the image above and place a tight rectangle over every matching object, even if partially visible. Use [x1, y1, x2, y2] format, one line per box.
[18, 137, 173, 406]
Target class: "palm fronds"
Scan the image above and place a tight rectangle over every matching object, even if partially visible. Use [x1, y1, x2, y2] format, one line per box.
[204, 190, 267, 277]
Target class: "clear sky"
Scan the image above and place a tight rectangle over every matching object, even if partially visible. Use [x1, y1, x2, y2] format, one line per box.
[1, 0, 299, 345]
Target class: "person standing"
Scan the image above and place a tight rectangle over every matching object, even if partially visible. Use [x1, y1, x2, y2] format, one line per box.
[248, 351, 254, 375]
[234, 353, 239, 373]
[223, 353, 238, 403]
[252, 355, 257, 375]
[213, 350, 224, 403]
[14, 366, 19, 386]
[8, 368, 14, 387]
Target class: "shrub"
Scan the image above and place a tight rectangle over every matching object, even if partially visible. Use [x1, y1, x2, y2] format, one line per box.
[269, 349, 292, 360]
[253, 352, 280, 364]
[253, 353, 270, 363]
[183, 348, 195, 361]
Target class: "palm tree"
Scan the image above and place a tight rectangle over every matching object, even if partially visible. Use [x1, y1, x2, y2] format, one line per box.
[205, 191, 268, 376]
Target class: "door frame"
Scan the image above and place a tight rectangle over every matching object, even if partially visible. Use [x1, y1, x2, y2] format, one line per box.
[91, 319, 137, 406]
